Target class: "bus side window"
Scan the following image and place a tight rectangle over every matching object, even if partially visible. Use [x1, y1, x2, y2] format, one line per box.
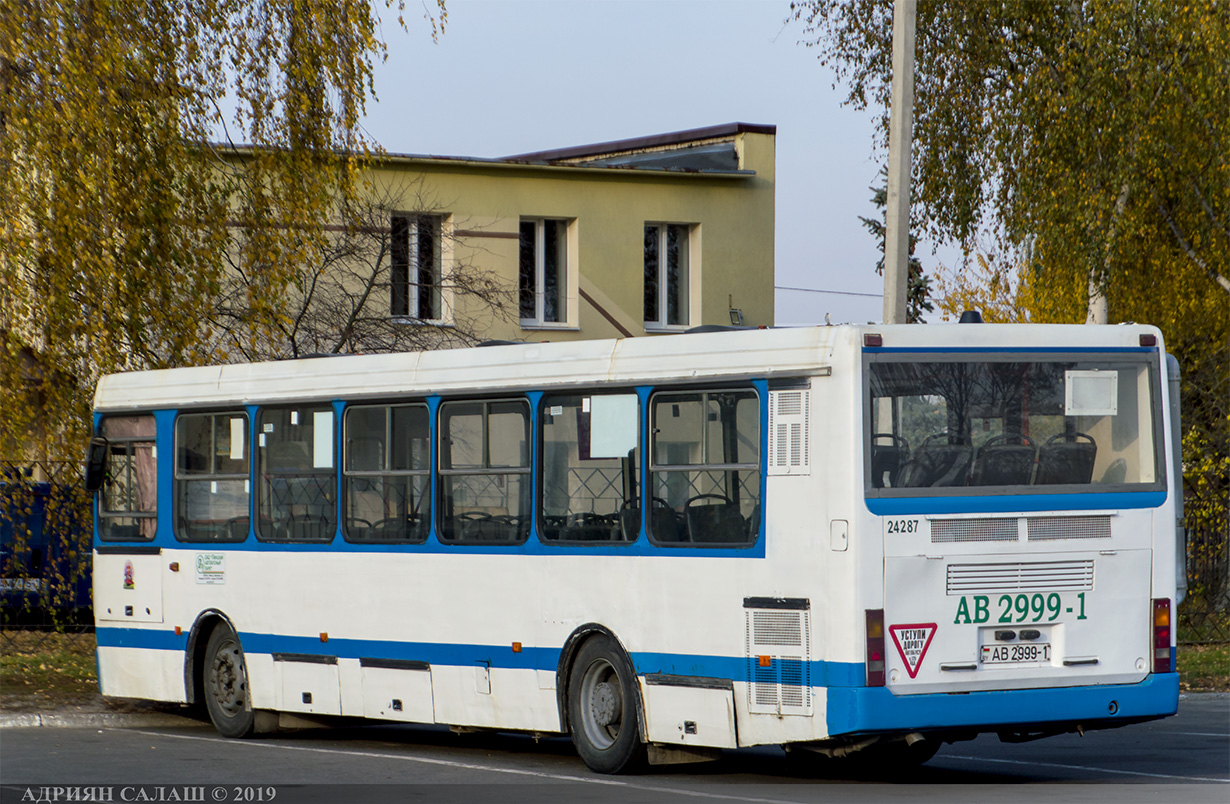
[257, 407, 336, 543]
[438, 400, 531, 544]
[650, 389, 760, 546]
[540, 393, 639, 543]
[99, 415, 157, 541]
[343, 403, 430, 543]
[175, 412, 249, 543]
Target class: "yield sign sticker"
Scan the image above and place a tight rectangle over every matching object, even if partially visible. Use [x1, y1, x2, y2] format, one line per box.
[889, 623, 937, 679]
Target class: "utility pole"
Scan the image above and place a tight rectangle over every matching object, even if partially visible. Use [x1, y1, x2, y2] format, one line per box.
[883, 0, 917, 325]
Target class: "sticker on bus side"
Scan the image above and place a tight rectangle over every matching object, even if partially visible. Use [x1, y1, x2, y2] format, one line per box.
[196, 554, 226, 585]
[889, 623, 936, 679]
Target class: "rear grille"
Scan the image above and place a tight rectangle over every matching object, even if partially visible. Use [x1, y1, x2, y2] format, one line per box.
[931, 518, 1019, 543]
[1027, 515, 1112, 541]
[946, 560, 1095, 595]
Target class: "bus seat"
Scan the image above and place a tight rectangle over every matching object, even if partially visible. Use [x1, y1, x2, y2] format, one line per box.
[1035, 432, 1097, 485]
[971, 434, 1037, 486]
[870, 434, 909, 488]
[650, 497, 683, 542]
[897, 434, 973, 488]
[685, 495, 746, 543]
[618, 502, 640, 541]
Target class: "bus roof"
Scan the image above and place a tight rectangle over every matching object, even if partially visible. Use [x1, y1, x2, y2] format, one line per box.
[92, 323, 1162, 412]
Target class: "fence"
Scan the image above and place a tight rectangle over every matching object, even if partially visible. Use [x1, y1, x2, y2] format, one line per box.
[2, 457, 1229, 643]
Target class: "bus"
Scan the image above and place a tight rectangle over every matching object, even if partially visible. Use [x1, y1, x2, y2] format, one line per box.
[85, 323, 1183, 773]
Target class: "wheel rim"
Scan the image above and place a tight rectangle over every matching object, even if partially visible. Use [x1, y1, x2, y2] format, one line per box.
[208, 638, 247, 719]
[578, 657, 623, 750]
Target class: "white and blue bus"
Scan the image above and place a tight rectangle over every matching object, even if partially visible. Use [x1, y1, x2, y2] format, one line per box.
[86, 323, 1183, 773]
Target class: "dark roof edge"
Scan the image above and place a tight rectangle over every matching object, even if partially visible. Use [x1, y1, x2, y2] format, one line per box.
[504, 122, 777, 163]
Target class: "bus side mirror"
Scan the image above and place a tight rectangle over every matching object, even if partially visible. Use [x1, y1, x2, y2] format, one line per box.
[84, 436, 109, 492]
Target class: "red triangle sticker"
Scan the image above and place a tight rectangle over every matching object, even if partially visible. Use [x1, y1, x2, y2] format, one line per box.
[889, 623, 937, 679]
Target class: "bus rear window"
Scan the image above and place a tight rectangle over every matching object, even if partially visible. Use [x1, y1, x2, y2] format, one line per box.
[867, 357, 1162, 494]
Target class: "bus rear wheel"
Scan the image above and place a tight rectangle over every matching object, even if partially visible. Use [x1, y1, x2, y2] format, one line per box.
[204, 623, 255, 738]
[567, 635, 645, 774]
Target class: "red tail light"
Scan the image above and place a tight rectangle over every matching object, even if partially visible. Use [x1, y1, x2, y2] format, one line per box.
[1152, 598, 1171, 673]
[866, 609, 886, 686]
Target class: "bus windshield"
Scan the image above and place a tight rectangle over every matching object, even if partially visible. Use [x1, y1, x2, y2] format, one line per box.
[867, 355, 1162, 493]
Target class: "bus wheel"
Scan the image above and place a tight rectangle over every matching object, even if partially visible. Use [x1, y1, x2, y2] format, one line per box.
[567, 635, 645, 774]
[204, 623, 255, 738]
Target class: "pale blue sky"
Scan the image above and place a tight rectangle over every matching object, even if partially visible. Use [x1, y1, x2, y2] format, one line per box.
[362, 0, 917, 325]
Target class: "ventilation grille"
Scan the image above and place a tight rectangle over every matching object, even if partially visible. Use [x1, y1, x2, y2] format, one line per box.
[1027, 516, 1112, 541]
[946, 560, 1095, 595]
[931, 518, 1019, 543]
[745, 607, 811, 716]
[768, 390, 810, 476]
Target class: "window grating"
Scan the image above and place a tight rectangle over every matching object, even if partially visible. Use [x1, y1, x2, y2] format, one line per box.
[1027, 515, 1112, 541]
[752, 611, 804, 647]
[947, 560, 1095, 595]
[931, 518, 1019, 543]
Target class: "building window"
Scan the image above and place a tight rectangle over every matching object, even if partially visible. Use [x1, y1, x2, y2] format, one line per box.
[391, 214, 443, 321]
[649, 389, 760, 546]
[520, 218, 569, 325]
[256, 406, 336, 543]
[343, 403, 430, 543]
[175, 412, 250, 543]
[644, 223, 692, 328]
[438, 400, 531, 543]
[99, 415, 157, 541]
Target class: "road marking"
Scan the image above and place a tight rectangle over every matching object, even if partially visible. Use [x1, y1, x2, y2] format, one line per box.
[131, 730, 800, 803]
[944, 753, 1230, 783]
[1159, 731, 1228, 738]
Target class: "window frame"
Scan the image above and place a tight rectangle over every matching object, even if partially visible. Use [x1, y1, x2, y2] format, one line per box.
[437, 397, 532, 545]
[647, 386, 762, 548]
[519, 217, 575, 329]
[862, 350, 1168, 498]
[255, 404, 338, 544]
[173, 410, 251, 544]
[342, 401, 432, 544]
[390, 213, 445, 323]
[644, 222, 696, 331]
[537, 390, 642, 545]
[97, 414, 158, 542]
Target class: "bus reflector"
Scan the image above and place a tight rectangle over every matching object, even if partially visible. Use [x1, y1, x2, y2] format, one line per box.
[866, 609, 886, 686]
[1152, 598, 1171, 673]
[512, 642, 522, 653]
[758, 655, 771, 668]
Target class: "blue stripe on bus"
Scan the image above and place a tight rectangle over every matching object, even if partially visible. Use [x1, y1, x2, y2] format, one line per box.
[863, 346, 1156, 354]
[826, 672, 1179, 735]
[94, 626, 864, 685]
[865, 491, 1167, 516]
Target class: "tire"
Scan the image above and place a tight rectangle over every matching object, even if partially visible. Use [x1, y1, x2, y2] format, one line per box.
[203, 623, 255, 738]
[567, 635, 646, 774]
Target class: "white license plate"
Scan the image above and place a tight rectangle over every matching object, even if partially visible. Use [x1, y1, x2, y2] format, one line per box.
[981, 643, 1051, 665]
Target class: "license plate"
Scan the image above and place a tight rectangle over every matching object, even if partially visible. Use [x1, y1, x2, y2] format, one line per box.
[980, 643, 1051, 665]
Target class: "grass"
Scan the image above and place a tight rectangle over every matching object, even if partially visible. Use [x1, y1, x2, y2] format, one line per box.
[1177, 643, 1230, 691]
[0, 630, 99, 705]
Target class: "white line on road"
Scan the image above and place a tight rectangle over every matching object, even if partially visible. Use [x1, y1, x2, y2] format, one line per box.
[1157, 732, 1228, 738]
[943, 753, 1230, 783]
[130, 730, 802, 803]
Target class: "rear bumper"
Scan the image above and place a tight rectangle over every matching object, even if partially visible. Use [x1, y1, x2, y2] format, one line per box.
[826, 672, 1179, 736]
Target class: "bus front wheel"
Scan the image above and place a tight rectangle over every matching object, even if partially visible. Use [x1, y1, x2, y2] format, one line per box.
[204, 623, 255, 738]
[567, 635, 646, 774]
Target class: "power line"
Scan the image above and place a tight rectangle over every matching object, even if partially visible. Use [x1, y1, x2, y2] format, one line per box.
[775, 285, 883, 299]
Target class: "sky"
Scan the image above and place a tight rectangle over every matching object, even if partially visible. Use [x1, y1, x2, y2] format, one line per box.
[360, 0, 931, 326]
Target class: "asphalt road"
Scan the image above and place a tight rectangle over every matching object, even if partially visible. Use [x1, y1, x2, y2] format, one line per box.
[2, 694, 1226, 804]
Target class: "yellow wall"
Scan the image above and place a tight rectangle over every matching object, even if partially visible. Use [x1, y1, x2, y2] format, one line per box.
[365, 129, 775, 343]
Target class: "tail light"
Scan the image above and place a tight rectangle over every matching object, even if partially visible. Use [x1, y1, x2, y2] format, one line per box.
[1152, 598, 1171, 673]
[866, 608, 886, 686]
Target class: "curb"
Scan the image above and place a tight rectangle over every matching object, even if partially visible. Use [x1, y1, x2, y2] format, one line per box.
[0, 712, 204, 729]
